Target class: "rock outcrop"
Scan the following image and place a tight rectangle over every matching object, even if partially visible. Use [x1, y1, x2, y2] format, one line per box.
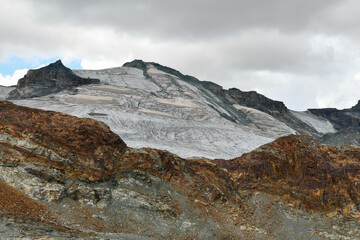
[226, 88, 288, 115]
[309, 102, 360, 146]
[0, 101, 359, 239]
[309, 108, 360, 130]
[216, 135, 360, 214]
[320, 127, 360, 146]
[7, 60, 99, 99]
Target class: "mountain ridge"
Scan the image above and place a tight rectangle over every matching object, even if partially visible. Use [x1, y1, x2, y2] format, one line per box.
[1, 59, 358, 158]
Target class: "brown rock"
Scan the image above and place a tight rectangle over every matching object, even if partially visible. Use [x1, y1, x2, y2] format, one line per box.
[0, 101, 359, 239]
[0, 100, 126, 181]
[215, 134, 360, 218]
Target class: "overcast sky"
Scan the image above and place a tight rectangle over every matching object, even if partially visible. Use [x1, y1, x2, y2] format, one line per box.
[1, 0, 360, 110]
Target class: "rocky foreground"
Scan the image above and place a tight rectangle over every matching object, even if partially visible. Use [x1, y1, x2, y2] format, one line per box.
[0, 101, 359, 239]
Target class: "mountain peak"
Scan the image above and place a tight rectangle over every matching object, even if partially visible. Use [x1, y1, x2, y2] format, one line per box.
[7, 60, 100, 99]
[351, 100, 360, 111]
[53, 59, 63, 65]
[49, 59, 65, 67]
[36, 59, 72, 73]
[122, 59, 147, 70]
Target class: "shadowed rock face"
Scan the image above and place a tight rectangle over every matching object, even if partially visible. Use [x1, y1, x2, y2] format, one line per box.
[0, 103, 360, 239]
[226, 88, 288, 115]
[7, 60, 100, 99]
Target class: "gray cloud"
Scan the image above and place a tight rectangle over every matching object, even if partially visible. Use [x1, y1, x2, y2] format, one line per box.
[1, 0, 360, 110]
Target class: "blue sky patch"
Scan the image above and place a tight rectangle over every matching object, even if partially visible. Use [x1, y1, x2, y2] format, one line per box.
[0, 56, 82, 76]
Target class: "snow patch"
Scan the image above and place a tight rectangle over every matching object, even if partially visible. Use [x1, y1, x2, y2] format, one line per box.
[290, 110, 336, 134]
[63, 94, 114, 104]
[87, 85, 138, 95]
[153, 97, 199, 108]
[233, 104, 296, 136]
[138, 108, 175, 118]
[74, 67, 161, 93]
[0, 86, 15, 100]
[147, 67, 170, 76]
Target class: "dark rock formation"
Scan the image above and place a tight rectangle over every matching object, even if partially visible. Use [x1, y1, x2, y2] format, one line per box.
[227, 88, 288, 114]
[351, 100, 360, 112]
[320, 127, 360, 146]
[122, 59, 148, 72]
[309, 100, 360, 130]
[7, 60, 100, 99]
[0, 101, 359, 239]
[123, 59, 150, 78]
[308, 102, 360, 146]
[308, 108, 360, 130]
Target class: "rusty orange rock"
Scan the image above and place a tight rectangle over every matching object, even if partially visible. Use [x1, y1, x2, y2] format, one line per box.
[0, 100, 126, 181]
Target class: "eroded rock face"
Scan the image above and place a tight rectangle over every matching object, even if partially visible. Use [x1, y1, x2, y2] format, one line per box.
[8, 60, 100, 99]
[0, 101, 359, 239]
[0, 101, 126, 181]
[216, 135, 360, 216]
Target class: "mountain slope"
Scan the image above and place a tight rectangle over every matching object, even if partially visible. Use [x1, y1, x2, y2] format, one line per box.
[0, 101, 359, 239]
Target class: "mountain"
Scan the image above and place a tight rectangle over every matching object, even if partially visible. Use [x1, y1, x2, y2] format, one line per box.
[0, 100, 359, 239]
[1, 60, 339, 159]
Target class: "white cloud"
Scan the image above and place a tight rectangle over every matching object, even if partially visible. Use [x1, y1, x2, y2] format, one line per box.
[1, 0, 360, 110]
[0, 69, 28, 86]
[81, 58, 123, 70]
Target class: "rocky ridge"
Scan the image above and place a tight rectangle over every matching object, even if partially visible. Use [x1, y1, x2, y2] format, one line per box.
[0, 100, 359, 239]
